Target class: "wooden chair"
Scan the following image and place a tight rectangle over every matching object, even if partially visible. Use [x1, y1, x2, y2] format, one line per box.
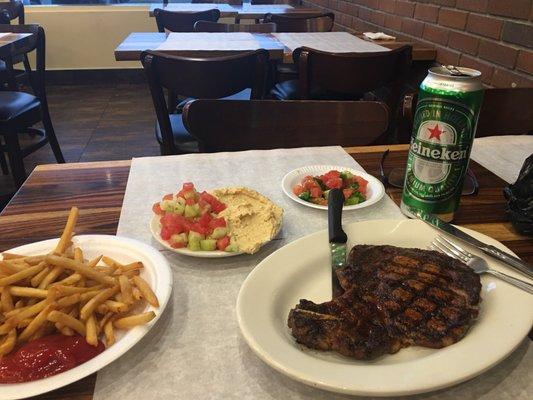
[0, 1, 24, 24]
[400, 88, 533, 143]
[0, 24, 64, 188]
[182, 99, 390, 152]
[194, 20, 276, 33]
[141, 50, 269, 155]
[154, 8, 220, 33]
[263, 12, 334, 32]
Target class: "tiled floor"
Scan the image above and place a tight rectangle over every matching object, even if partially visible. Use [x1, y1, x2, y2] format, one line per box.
[0, 83, 161, 199]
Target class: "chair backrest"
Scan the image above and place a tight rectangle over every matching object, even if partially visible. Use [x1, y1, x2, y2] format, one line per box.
[182, 99, 390, 152]
[0, 1, 24, 24]
[194, 20, 276, 33]
[401, 88, 533, 142]
[154, 8, 220, 33]
[296, 45, 412, 99]
[0, 24, 47, 100]
[263, 12, 334, 32]
[142, 50, 269, 154]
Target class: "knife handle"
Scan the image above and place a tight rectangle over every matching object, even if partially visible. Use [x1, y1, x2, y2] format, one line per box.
[483, 245, 533, 279]
[328, 189, 347, 243]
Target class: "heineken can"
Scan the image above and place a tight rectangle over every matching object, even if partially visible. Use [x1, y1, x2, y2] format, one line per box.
[400, 66, 484, 222]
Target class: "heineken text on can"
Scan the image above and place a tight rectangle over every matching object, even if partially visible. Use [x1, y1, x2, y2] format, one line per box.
[401, 66, 484, 221]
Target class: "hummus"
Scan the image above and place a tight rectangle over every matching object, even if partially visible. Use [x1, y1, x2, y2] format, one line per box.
[212, 187, 283, 254]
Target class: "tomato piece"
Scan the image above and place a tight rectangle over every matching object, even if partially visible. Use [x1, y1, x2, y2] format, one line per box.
[321, 170, 341, 182]
[355, 176, 368, 194]
[170, 241, 185, 249]
[152, 202, 164, 215]
[161, 214, 184, 235]
[182, 182, 195, 191]
[293, 184, 305, 196]
[160, 226, 172, 241]
[325, 177, 343, 189]
[209, 217, 227, 229]
[216, 236, 230, 251]
[198, 212, 212, 228]
[310, 187, 322, 198]
[190, 223, 208, 236]
[199, 191, 226, 214]
[162, 194, 173, 201]
[343, 188, 354, 200]
[185, 197, 196, 206]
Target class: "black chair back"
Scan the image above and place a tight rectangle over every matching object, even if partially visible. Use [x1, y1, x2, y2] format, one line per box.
[263, 12, 334, 32]
[183, 99, 390, 152]
[141, 50, 269, 154]
[154, 8, 221, 32]
[0, 1, 24, 24]
[194, 21, 276, 33]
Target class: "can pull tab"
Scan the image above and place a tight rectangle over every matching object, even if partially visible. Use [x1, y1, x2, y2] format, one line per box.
[443, 65, 469, 77]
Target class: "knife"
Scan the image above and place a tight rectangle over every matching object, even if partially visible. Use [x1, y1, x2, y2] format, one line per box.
[328, 188, 347, 299]
[417, 211, 533, 279]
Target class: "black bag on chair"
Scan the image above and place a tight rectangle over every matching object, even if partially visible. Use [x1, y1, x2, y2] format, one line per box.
[504, 154, 533, 236]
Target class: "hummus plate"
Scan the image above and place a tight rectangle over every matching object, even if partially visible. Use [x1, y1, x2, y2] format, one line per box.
[281, 165, 385, 211]
[150, 216, 243, 258]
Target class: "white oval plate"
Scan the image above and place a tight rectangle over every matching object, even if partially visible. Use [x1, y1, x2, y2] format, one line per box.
[150, 215, 243, 258]
[281, 165, 385, 211]
[0, 235, 173, 400]
[236, 219, 533, 397]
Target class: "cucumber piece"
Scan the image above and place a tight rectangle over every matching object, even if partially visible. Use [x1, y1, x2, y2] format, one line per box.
[183, 190, 196, 200]
[225, 236, 239, 252]
[340, 171, 354, 180]
[160, 200, 176, 212]
[188, 231, 205, 241]
[345, 192, 366, 206]
[200, 239, 217, 251]
[176, 197, 186, 206]
[210, 226, 228, 239]
[170, 233, 188, 246]
[173, 203, 185, 215]
[184, 204, 200, 218]
[188, 238, 201, 251]
[298, 191, 311, 201]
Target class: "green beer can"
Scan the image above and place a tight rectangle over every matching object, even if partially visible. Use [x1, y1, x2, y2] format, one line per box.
[400, 66, 484, 222]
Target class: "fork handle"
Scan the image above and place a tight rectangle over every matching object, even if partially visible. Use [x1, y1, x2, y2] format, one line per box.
[488, 270, 533, 294]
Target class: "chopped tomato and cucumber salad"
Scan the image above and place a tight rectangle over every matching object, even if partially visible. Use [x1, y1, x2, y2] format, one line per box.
[152, 182, 238, 252]
[292, 170, 368, 206]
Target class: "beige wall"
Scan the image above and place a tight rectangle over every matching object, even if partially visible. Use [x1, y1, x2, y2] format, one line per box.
[26, 5, 155, 70]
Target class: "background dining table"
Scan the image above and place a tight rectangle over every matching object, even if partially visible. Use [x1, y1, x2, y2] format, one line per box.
[0, 140, 531, 400]
[0, 32, 33, 59]
[114, 31, 437, 62]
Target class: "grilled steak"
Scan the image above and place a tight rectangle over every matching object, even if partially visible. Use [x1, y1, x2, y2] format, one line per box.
[288, 245, 481, 359]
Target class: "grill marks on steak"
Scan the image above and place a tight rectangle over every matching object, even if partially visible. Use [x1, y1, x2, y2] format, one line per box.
[288, 245, 481, 359]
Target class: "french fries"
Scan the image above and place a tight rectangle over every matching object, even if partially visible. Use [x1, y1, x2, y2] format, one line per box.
[0, 207, 160, 355]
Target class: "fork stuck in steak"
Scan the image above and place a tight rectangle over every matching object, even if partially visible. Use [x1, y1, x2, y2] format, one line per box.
[288, 245, 481, 360]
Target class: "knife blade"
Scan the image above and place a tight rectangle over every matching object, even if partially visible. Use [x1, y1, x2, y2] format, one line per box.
[328, 188, 347, 299]
[417, 211, 533, 279]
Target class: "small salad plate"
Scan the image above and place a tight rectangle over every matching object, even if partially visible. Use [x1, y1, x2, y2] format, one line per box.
[281, 165, 385, 211]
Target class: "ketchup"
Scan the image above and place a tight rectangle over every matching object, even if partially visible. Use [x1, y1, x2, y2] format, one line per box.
[0, 334, 105, 383]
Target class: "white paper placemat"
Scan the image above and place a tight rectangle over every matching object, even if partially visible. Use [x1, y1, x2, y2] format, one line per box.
[93, 146, 403, 399]
[471, 135, 533, 183]
[156, 32, 262, 51]
[93, 146, 532, 399]
[273, 32, 390, 53]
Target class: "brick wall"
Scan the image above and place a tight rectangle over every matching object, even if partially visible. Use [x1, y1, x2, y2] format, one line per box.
[302, 0, 533, 87]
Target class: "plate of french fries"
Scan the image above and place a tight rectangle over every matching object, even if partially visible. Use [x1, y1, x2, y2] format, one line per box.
[0, 207, 172, 400]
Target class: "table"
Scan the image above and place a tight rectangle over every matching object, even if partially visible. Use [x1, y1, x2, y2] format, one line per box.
[0, 143, 531, 399]
[148, 3, 323, 19]
[0, 32, 34, 59]
[114, 32, 436, 62]
[114, 32, 285, 61]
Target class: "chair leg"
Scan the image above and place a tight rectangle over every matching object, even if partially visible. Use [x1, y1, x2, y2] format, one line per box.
[3, 133, 26, 188]
[0, 148, 8, 175]
[41, 107, 65, 163]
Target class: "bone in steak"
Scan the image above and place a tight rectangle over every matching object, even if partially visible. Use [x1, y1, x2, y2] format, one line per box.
[288, 245, 481, 359]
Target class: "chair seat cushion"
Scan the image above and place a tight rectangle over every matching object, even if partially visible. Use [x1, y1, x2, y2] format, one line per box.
[0, 91, 40, 122]
[155, 113, 198, 153]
